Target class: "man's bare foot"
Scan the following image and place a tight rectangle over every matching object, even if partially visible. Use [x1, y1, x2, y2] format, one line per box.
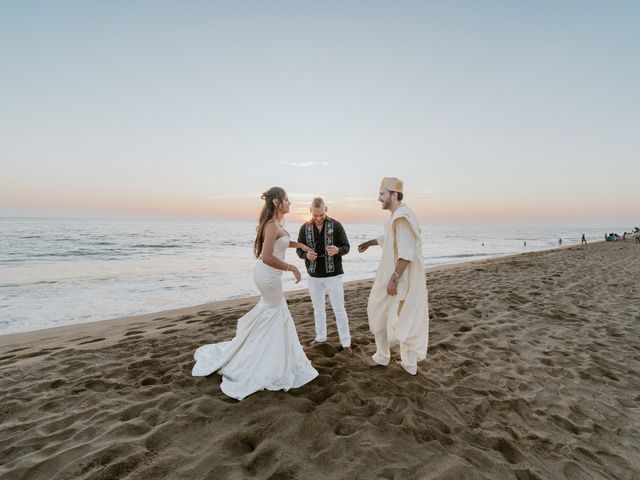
[308, 340, 325, 347]
[365, 357, 383, 367]
[394, 360, 417, 375]
[342, 346, 353, 357]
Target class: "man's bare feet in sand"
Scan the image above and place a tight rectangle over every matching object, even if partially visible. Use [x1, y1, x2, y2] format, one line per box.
[365, 356, 384, 367]
[308, 340, 325, 347]
[342, 346, 353, 357]
[395, 360, 417, 376]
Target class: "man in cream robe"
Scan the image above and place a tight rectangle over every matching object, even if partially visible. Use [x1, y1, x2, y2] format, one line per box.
[357, 177, 428, 375]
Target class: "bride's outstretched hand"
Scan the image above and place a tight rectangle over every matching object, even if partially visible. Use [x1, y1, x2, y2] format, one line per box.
[290, 265, 302, 284]
[357, 241, 369, 253]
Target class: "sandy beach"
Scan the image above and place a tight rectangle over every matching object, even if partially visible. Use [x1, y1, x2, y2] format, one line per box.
[1, 240, 639, 480]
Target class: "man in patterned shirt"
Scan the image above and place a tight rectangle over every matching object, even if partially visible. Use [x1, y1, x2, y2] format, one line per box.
[297, 197, 353, 356]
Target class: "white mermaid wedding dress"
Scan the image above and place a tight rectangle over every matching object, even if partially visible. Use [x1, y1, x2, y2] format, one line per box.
[192, 234, 318, 400]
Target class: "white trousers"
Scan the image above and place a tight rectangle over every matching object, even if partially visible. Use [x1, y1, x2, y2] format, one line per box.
[308, 275, 351, 347]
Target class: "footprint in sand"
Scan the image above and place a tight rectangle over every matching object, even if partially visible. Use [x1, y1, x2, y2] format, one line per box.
[160, 328, 181, 335]
[514, 468, 544, 480]
[489, 437, 525, 464]
[155, 324, 176, 330]
[334, 416, 363, 436]
[124, 330, 145, 336]
[84, 379, 111, 392]
[563, 461, 591, 480]
[50, 379, 67, 389]
[78, 338, 105, 345]
[5, 346, 28, 354]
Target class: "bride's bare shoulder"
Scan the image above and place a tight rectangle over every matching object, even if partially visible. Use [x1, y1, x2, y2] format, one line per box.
[263, 220, 276, 231]
[263, 220, 282, 237]
[268, 219, 289, 239]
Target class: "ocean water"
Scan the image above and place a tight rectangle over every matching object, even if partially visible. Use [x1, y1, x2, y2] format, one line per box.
[0, 217, 623, 334]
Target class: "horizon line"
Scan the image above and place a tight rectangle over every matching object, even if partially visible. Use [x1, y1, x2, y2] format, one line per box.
[0, 213, 636, 229]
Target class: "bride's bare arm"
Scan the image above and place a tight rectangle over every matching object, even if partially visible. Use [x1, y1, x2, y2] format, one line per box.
[289, 240, 312, 253]
[357, 238, 379, 253]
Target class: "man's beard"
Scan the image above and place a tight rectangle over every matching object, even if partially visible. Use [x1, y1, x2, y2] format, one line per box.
[381, 199, 392, 210]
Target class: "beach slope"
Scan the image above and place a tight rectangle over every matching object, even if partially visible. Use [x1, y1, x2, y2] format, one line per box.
[1, 240, 639, 479]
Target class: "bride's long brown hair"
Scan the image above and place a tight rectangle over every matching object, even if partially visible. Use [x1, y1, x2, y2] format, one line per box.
[254, 187, 287, 258]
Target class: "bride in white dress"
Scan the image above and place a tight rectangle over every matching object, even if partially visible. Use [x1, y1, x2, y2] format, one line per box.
[192, 187, 319, 400]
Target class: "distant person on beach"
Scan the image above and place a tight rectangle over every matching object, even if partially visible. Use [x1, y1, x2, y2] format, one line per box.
[524, 241, 527, 247]
[192, 187, 318, 400]
[559, 238, 562, 246]
[582, 234, 587, 245]
[635, 231, 640, 244]
[296, 197, 353, 356]
[357, 177, 428, 376]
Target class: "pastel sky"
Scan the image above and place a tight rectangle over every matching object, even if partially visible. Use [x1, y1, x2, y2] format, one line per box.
[1, 1, 638, 225]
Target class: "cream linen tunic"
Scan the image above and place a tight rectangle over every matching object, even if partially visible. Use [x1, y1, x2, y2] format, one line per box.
[367, 204, 429, 364]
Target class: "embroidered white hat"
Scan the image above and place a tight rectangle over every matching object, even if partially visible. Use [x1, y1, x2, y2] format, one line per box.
[380, 177, 403, 192]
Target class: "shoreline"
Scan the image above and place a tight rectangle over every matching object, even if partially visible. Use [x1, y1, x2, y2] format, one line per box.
[2, 218, 612, 342]
[0, 242, 596, 348]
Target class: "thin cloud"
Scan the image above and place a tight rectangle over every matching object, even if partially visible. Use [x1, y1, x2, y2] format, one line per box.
[282, 161, 331, 167]
[204, 192, 261, 200]
[344, 197, 377, 202]
[288, 193, 319, 199]
[205, 192, 327, 202]
[344, 190, 436, 204]
[345, 204, 375, 210]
